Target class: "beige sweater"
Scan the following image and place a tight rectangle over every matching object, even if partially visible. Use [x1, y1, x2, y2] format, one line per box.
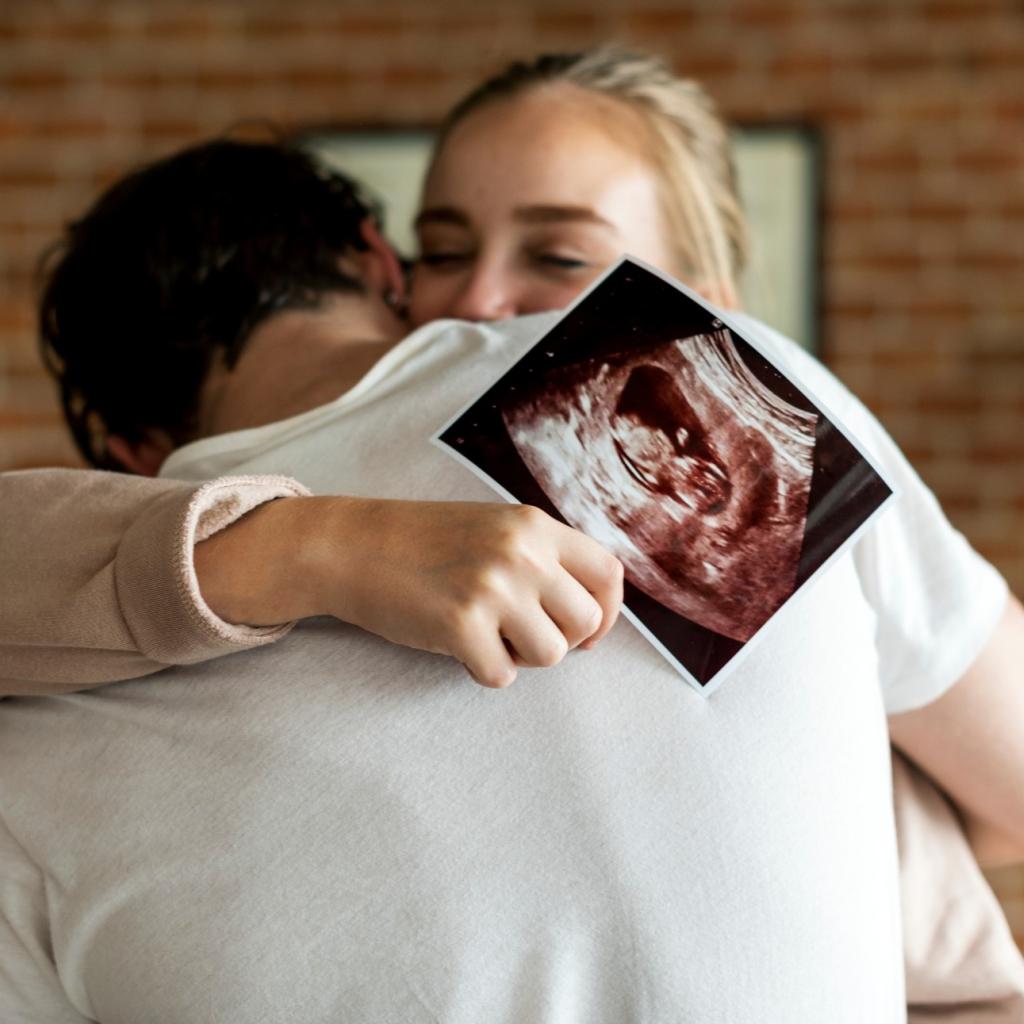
[1, 467, 1021, 1017]
[0, 468, 308, 695]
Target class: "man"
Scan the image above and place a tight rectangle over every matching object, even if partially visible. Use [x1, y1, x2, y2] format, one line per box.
[2, 139, 1022, 1022]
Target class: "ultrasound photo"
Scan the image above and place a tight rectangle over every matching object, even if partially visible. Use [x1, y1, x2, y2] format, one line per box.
[435, 260, 895, 693]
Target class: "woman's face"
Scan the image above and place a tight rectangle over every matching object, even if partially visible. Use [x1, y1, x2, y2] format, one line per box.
[409, 88, 679, 327]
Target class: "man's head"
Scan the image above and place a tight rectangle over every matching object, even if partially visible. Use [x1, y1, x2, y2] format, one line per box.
[39, 138, 402, 472]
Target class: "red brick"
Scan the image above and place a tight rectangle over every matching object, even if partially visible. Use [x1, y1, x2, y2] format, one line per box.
[241, 14, 310, 39]
[0, 168, 61, 188]
[145, 13, 216, 40]
[731, 3, 802, 27]
[194, 68, 267, 90]
[914, 394, 984, 416]
[832, 200, 881, 223]
[434, 12, 505, 32]
[98, 69, 167, 90]
[0, 409, 62, 429]
[864, 51, 935, 74]
[998, 198, 1024, 219]
[853, 147, 921, 173]
[35, 16, 113, 42]
[995, 97, 1024, 122]
[625, 9, 696, 34]
[886, 98, 963, 121]
[939, 491, 982, 514]
[959, 251, 1022, 270]
[140, 118, 203, 141]
[0, 303, 34, 331]
[817, 99, 867, 122]
[838, 251, 924, 271]
[285, 68, 357, 91]
[39, 117, 109, 140]
[832, 301, 879, 319]
[4, 69, 69, 90]
[771, 53, 836, 77]
[674, 53, 740, 79]
[923, 0, 1002, 21]
[871, 349, 947, 370]
[900, 297, 973, 318]
[332, 16, 410, 35]
[375, 67, 449, 88]
[955, 148, 1021, 174]
[971, 442, 1024, 464]
[906, 198, 968, 223]
[535, 11, 602, 34]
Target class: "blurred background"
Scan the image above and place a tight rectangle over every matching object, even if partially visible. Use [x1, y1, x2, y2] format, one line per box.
[1, 0, 1021, 945]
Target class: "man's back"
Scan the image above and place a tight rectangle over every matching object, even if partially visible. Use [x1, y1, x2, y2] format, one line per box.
[3, 312, 998, 1023]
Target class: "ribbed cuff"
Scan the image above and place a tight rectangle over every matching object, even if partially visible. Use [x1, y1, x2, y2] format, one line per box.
[115, 475, 311, 665]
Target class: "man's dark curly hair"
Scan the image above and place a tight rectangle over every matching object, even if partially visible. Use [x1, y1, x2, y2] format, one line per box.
[38, 138, 379, 468]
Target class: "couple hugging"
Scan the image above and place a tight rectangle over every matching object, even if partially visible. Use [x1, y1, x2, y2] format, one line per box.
[2, 48, 1023, 1023]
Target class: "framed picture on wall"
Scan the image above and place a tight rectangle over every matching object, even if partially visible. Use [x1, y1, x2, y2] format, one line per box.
[305, 123, 820, 351]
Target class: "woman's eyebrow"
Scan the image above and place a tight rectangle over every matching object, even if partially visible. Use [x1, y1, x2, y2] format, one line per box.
[513, 205, 613, 227]
[415, 205, 615, 230]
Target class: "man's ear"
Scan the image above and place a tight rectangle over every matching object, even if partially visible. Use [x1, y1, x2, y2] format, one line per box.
[358, 218, 407, 311]
[105, 432, 174, 476]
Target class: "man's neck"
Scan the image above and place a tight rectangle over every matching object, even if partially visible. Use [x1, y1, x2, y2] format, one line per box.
[199, 294, 405, 437]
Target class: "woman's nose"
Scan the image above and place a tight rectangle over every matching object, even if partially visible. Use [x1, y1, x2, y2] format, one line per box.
[448, 264, 519, 322]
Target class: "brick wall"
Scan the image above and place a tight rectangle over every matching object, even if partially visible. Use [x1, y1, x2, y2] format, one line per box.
[2, 0, 1023, 946]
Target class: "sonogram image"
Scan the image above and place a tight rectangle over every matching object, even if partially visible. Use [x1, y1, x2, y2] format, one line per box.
[501, 330, 818, 642]
[435, 260, 895, 690]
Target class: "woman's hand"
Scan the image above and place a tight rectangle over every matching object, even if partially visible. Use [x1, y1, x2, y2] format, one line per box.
[194, 496, 624, 687]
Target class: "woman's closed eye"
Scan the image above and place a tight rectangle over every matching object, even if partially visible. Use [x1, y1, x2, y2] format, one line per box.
[530, 251, 592, 272]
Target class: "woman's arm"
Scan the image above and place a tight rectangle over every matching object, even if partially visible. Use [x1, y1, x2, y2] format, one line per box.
[0, 469, 308, 696]
[2, 471, 623, 698]
[889, 593, 1024, 867]
[194, 495, 624, 689]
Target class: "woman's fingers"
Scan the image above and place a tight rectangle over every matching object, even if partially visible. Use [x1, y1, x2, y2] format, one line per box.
[500, 604, 570, 671]
[454, 510, 624, 687]
[314, 498, 624, 689]
[449, 608, 519, 689]
[552, 526, 625, 647]
[447, 569, 614, 690]
[538, 567, 605, 650]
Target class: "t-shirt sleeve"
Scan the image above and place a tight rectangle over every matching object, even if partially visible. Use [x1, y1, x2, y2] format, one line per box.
[0, 469, 311, 697]
[0, 817, 91, 1023]
[734, 315, 1009, 715]
[842, 398, 1008, 714]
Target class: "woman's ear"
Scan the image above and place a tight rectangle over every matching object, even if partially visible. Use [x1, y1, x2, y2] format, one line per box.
[358, 218, 407, 312]
[105, 432, 174, 476]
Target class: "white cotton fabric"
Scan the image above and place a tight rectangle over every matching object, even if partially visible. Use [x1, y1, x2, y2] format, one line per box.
[0, 313, 1007, 1023]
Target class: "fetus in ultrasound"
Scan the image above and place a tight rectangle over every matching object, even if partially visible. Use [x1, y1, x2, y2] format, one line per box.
[502, 330, 818, 642]
[611, 365, 733, 517]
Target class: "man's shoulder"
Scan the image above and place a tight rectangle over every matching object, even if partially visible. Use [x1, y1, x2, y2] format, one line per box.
[160, 312, 561, 482]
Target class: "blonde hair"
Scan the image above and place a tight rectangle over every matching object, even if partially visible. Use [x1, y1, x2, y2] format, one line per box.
[435, 47, 749, 305]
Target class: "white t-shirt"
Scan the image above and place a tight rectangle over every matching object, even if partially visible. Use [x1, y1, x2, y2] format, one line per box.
[0, 314, 1007, 1023]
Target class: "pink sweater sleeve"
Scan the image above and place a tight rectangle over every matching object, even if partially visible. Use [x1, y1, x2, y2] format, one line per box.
[0, 468, 310, 696]
[896, 750, 1024, 1018]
